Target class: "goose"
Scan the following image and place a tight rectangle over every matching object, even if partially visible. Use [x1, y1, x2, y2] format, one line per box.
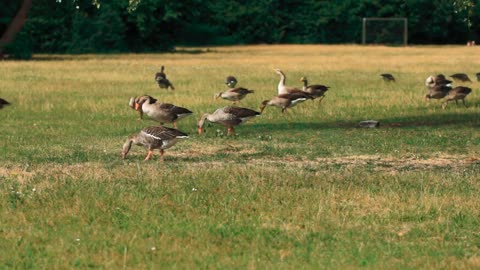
[0, 98, 10, 109]
[197, 106, 260, 136]
[381, 73, 395, 82]
[273, 68, 305, 95]
[300, 76, 329, 101]
[225, 76, 238, 88]
[260, 92, 314, 113]
[425, 74, 452, 88]
[155, 66, 175, 90]
[425, 84, 451, 102]
[214, 87, 254, 103]
[133, 95, 192, 128]
[122, 125, 188, 161]
[442, 86, 472, 109]
[450, 73, 471, 83]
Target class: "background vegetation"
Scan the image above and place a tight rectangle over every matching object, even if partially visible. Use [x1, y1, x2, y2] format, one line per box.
[1, 0, 480, 58]
[1, 45, 480, 268]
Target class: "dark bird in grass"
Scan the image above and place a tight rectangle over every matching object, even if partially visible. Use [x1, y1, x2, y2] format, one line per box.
[260, 92, 314, 113]
[225, 76, 238, 88]
[425, 84, 451, 102]
[129, 95, 192, 128]
[442, 86, 472, 109]
[300, 76, 329, 102]
[425, 74, 452, 88]
[450, 73, 472, 82]
[476, 72, 480, 82]
[122, 126, 188, 162]
[155, 66, 175, 90]
[381, 73, 395, 82]
[197, 106, 260, 136]
[0, 98, 10, 109]
[215, 87, 255, 103]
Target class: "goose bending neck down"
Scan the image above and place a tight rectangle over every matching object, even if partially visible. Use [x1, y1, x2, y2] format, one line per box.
[197, 106, 260, 136]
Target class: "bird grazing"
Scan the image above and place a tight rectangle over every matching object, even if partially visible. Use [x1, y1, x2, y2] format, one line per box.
[198, 106, 260, 136]
[425, 84, 452, 102]
[425, 74, 452, 88]
[450, 73, 472, 82]
[225, 76, 238, 88]
[476, 73, 480, 82]
[155, 66, 175, 90]
[260, 92, 314, 113]
[442, 86, 472, 109]
[381, 73, 395, 82]
[122, 126, 188, 162]
[300, 76, 329, 102]
[214, 87, 254, 103]
[132, 95, 192, 128]
[273, 68, 305, 95]
[0, 98, 10, 109]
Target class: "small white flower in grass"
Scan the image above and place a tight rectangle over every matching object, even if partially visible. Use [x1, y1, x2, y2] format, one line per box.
[192, 188, 198, 192]
[32, 188, 36, 192]
[75, 238, 80, 242]
[151, 246, 156, 251]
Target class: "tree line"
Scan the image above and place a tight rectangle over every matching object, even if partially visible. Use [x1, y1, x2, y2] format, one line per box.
[1, 0, 479, 59]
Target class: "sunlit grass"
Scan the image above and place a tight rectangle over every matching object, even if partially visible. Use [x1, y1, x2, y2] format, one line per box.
[1, 45, 480, 268]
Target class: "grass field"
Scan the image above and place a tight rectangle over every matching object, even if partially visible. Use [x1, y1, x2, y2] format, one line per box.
[1, 45, 480, 269]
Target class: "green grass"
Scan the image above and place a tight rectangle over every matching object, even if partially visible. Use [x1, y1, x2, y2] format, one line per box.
[1, 45, 480, 269]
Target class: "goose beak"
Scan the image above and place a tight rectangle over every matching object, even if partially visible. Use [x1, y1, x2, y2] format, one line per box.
[134, 102, 140, 111]
[198, 127, 204, 135]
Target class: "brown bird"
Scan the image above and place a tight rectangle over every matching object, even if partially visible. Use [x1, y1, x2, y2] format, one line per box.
[300, 76, 329, 102]
[131, 95, 192, 128]
[381, 73, 395, 82]
[425, 74, 452, 88]
[155, 66, 175, 90]
[122, 126, 188, 161]
[450, 73, 472, 83]
[442, 86, 472, 109]
[425, 84, 451, 102]
[214, 87, 254, 103]
[273, 68, 306, 95]
[0, 98, 10, 109]
[198, 106, 260, 136]
[260, 92, 314, 113]
[225, 76, 238, 88]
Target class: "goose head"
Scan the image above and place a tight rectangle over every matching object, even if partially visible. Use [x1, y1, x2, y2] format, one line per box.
[225, 76, 237, 88]
[197, 113, 210, 135]
[134, 95, 157, 111]
[259, 100, 269, 113]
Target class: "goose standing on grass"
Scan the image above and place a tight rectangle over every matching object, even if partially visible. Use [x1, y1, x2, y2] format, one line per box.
[381, 73, 396, 82]
[260, 92, 314, 113]
[214, 87, 255, 103]
[425, 84, 451, 103]
[131, 95, 192, 128]
[425, 74, 452, 88]
[0, 98, 10, 109]
[198, 106, 260, 136]
[300, 76, 329, 102]
[442, 86, 472, 109]
[122, 126, 188, 162]
[155, 66, 175, 90]
[450, 73, 472, 83]
[225, 76, 238, 88]
[274, 68, 305, 95]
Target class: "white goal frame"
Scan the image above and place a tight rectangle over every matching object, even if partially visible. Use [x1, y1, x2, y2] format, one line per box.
[362, 17, 408, 46]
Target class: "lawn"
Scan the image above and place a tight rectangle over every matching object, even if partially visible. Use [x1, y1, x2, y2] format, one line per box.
[1, 45, 480, 269]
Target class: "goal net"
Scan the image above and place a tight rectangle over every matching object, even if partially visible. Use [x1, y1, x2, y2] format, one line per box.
[362, 18, 408, 46]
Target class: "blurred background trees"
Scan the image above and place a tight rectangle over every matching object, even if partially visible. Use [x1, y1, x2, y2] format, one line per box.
[0, 0, 478, 59]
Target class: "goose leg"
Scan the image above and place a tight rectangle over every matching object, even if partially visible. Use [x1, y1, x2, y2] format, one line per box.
[145, 150, 154, 160]
[462, 99, 467, 107]
[173, 122, 177, 129]
[442, 100, 450, 109]
[455, 100, 459, 106]
[317, 96, 325, 104]
[160, 149, 165, 162]
[138, 110, 143, 120]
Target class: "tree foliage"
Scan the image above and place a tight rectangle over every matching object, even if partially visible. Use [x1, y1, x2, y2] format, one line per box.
[0, 0, 479, 58]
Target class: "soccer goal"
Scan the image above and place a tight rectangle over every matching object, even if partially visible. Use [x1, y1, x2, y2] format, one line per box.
[362, 17, 408, 46]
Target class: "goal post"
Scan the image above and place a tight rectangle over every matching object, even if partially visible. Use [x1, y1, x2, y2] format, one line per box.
[362, 17, 408, 46]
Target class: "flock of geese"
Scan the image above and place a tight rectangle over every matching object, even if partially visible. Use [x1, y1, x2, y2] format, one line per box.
[0, 66, 476, 162]
[123, 67, 330, 161]
[122, 66, 477, 161]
